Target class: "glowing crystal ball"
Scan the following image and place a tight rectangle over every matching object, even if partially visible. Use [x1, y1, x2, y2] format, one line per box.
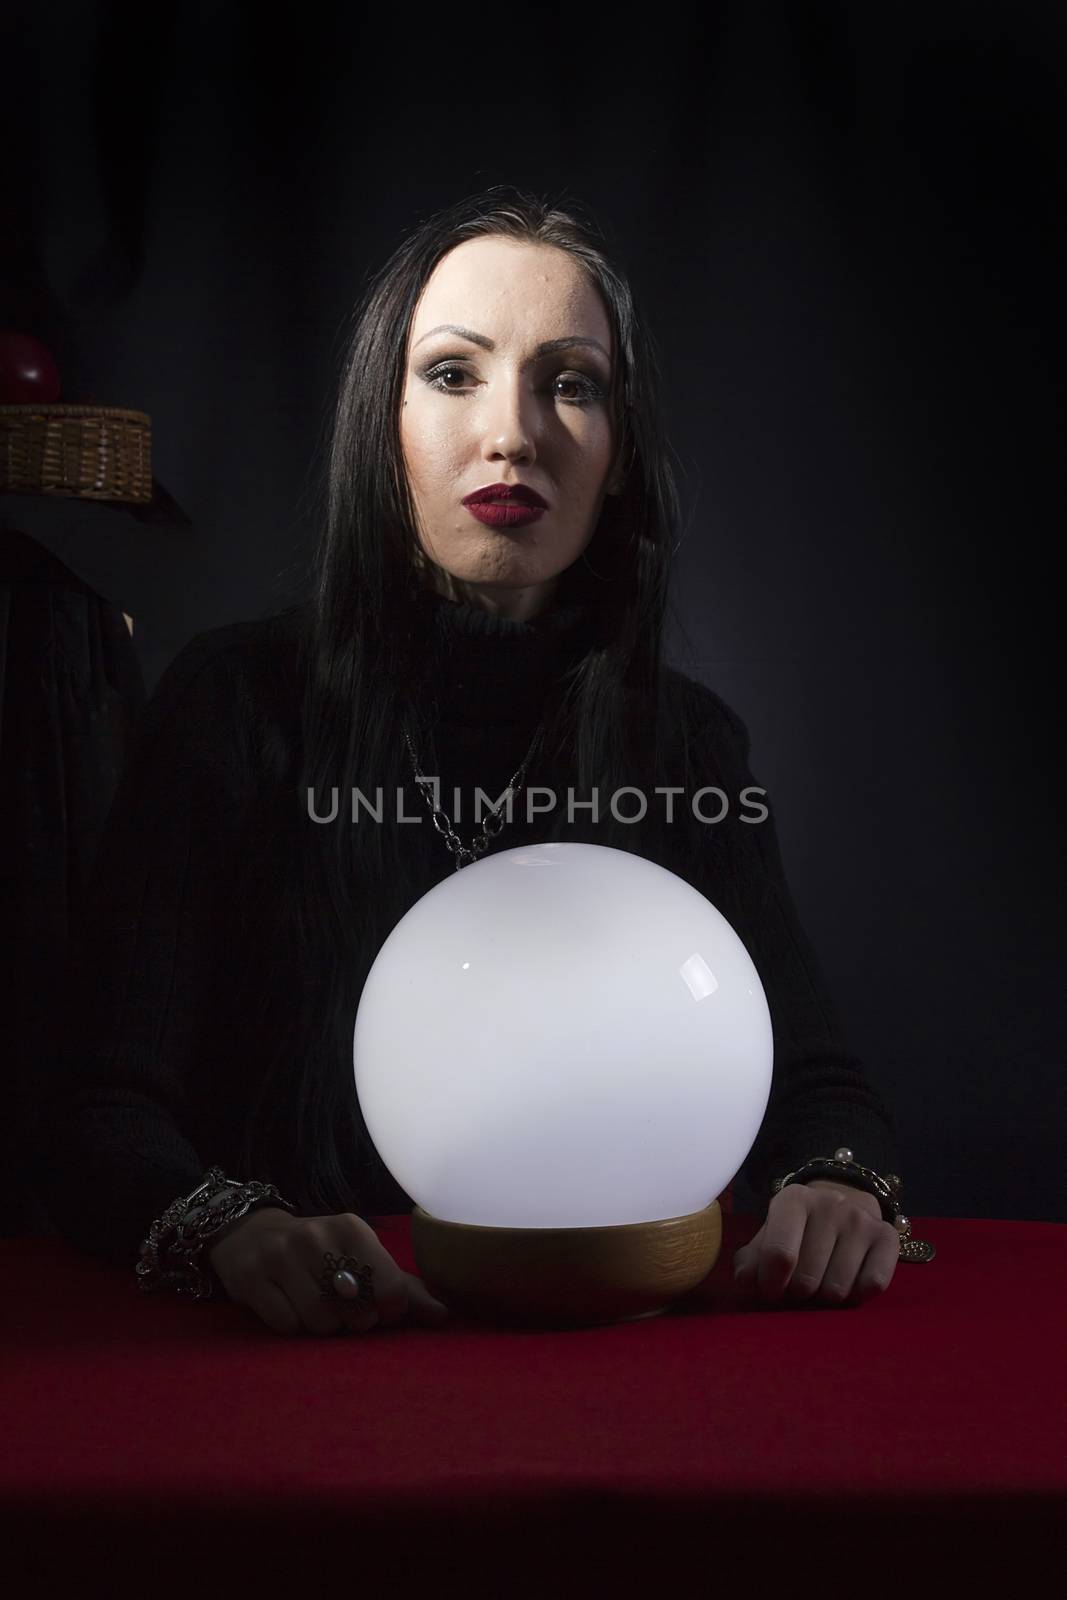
[353, 842, 773, 1229]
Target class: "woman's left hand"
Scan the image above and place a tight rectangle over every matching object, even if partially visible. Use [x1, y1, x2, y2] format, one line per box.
[732, 1180, 900, 1308]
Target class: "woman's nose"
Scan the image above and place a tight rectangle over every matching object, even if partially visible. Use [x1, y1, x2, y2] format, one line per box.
[479, 376, 538, 459]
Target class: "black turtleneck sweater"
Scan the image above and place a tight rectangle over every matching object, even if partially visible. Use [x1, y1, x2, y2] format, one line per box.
[33, 590, 901, 1267]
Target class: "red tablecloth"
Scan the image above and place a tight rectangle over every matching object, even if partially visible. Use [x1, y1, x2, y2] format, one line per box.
[1, 1213, 1063, 1592]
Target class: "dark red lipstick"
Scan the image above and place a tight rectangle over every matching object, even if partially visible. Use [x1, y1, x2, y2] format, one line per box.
[462, 480, 549, 528]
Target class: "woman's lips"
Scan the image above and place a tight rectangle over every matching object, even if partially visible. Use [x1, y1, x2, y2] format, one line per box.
[464, 502, 547, 528]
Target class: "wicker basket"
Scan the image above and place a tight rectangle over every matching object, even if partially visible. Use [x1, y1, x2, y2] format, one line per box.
[0, 404, 152, 503]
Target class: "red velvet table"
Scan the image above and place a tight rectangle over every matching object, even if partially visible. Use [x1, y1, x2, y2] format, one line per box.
[1, 1212, 1063, 1593]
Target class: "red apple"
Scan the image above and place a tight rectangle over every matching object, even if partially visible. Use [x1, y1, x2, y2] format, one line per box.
[0, 331, 62, 403]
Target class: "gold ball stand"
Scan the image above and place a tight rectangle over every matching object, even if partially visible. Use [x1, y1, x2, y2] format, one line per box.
[411, 1200, 722, 1328]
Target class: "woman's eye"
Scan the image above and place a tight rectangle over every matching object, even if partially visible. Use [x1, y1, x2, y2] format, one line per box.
[421, 363, 603, 406]
[429, 365, 470, 392]
[556, 371, 604, 403]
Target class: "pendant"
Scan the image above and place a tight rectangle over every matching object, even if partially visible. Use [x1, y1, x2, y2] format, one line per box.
[895, 1211, 935, 1262]
[899, 1238, 936, 1263]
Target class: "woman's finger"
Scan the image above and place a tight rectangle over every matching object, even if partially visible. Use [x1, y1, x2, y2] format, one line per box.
[732, 1225, 763, 1288]
[332, 1287, 382, 1336]
[852, 1224, 902, 1304]
[402, 1272, 452, 1329]
[784, 1211, 839, 1301]
[747, 1189, 810, 1302]
[239, 1278, 304, 1337]
[295, 1232, 386, 1335]
[818, 1211, 883, 1304]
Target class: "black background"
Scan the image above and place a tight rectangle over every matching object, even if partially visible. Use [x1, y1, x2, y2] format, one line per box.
[3, 1, 1063, 1220]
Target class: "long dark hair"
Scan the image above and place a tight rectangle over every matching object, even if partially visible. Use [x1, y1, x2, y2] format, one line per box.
[233, 184, 686, 1216]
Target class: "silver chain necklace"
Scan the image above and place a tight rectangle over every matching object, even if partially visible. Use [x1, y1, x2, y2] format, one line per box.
[403, 717, 547, 871]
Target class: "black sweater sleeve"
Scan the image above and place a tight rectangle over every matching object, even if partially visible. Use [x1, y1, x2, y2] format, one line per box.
[673, 677, 902, 1207]
[34, 629, 251, 1269]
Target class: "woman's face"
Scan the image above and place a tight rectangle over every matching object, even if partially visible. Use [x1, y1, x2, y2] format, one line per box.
[399, 235, 621, 620]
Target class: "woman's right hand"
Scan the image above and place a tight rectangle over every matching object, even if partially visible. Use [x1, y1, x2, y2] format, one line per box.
[206, 1206, 450, 1337]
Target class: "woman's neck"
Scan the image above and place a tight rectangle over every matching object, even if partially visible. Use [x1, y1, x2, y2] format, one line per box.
[419, 567, 561, 624]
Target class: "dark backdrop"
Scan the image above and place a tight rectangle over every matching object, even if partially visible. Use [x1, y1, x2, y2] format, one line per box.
[3, 2, 1063, 1220]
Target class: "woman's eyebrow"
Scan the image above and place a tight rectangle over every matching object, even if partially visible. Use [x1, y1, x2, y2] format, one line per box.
[413, 323, 610, 362]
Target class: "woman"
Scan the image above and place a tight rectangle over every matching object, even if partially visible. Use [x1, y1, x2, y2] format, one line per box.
[35, 186, 905, 1336]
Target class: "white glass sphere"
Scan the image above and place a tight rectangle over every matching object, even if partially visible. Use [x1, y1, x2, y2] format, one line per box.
[353, 842, 773, 1228]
